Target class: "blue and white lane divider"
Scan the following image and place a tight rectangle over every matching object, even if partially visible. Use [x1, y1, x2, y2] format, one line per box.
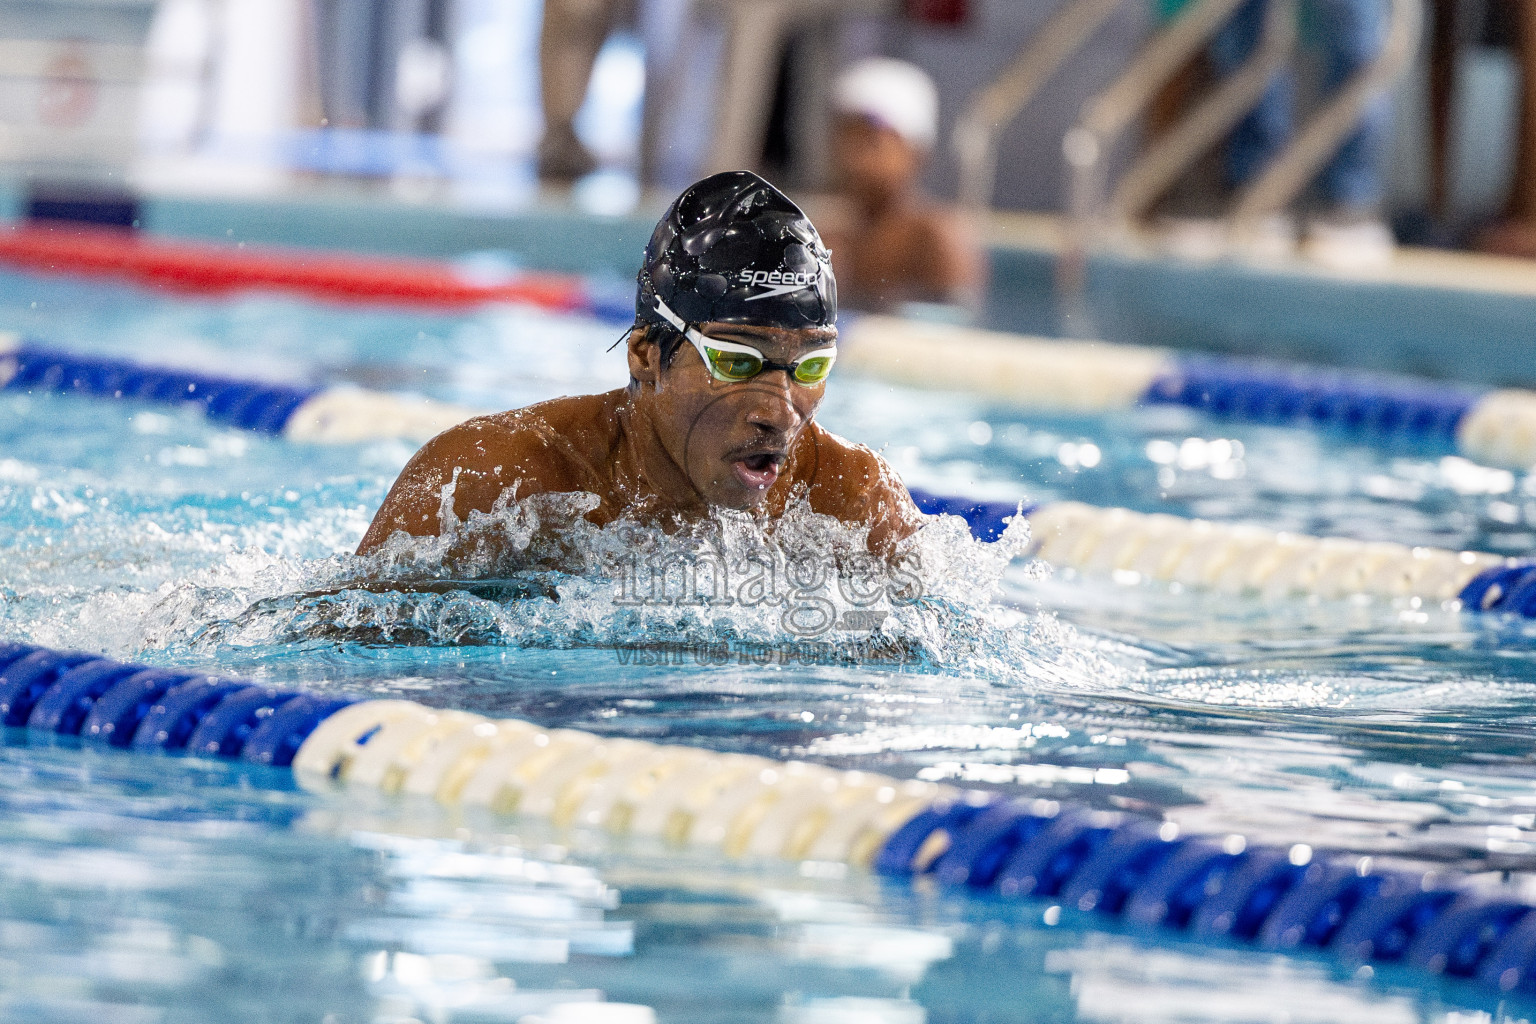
[906, 491, 1536, 617]
[840, 316, 1536, 470]
[15, 315, 1536, 467]
[4, 639, 1536, 996]
[7, 333, 1536, 616]
[14, 315, 1536, 467]
[0, 333, 478, 443]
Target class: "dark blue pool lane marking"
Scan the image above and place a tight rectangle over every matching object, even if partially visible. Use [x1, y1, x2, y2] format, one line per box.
[0, 645, 352, 767]
[872, 795, 1536, 995]
[2, 642, 1536, 997]
[1143, 357, 1484, 443]
[907, 489, 1033, 542]
[0, 346, 320, 433]
[1460, 560, 1536, 616]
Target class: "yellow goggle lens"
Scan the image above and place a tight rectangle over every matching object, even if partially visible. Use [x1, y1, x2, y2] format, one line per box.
[792, 355, 833, 385]
[706, 348, 763, 381]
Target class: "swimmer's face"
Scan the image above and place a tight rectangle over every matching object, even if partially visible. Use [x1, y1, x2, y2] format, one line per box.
[832, 113, 924, 201]
[629, 322, 836, 510]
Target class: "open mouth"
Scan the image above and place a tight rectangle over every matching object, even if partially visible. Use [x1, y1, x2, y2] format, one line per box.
[731, 451, 785, 491]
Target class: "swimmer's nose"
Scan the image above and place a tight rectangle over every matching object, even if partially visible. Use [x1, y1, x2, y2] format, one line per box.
[744, 370, 801, 434]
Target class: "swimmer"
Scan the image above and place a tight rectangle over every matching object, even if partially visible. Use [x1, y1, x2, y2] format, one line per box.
[357, 170, 923, 564]
[817, 58, 985, 315]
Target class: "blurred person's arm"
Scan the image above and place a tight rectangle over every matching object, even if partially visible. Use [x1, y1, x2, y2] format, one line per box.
[914, 207, 987, 311]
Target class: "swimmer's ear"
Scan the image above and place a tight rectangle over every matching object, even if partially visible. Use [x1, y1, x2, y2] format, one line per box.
[626, 324, 663, 386]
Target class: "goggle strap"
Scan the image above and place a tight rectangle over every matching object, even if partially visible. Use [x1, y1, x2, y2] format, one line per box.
[651, 292, 688, 334]
[655, 293, 751, 360]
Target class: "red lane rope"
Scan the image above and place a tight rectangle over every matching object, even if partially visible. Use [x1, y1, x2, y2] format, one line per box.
[0, 222, 589, 312]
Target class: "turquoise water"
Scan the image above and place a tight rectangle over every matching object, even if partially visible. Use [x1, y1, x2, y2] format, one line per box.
[4, 266, 1536, 1021]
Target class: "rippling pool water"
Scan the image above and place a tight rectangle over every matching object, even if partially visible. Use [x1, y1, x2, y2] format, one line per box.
[4, 266, 1536, 1022]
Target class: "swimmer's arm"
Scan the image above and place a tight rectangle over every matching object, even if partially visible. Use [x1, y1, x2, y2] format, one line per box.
[356, 417, 573, 555]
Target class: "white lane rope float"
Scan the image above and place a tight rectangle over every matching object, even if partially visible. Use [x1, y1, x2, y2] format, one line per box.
[2, 641, 1536, 996]
[839, 315, 1536, 470]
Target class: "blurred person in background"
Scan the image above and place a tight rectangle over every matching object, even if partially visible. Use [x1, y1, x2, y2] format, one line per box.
[816, 58, 984, 316]
[313, 0, 452, 135]
[1209, 0, 1395, 264]
[539, 0, 632, 180]
[314, 0, 390, 130]
[1467, 0, 1536, 258]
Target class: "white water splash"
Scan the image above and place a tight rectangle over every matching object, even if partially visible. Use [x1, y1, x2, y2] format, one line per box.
[33, 484, 1127, 692]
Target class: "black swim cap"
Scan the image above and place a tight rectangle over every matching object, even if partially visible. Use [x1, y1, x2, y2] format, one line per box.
[636, 170, 836, 332]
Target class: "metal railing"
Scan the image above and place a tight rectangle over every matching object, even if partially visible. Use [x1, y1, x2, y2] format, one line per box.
[956, 0, 1423, 267]
[950, 0, 1126, 211]
[1106, 0, 1297, 223]
[1227, 0, 1422, 238]
[1061, 0, 1291, 261]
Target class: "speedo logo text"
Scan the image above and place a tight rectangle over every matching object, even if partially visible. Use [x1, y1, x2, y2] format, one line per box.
[740, 268, 820, 301]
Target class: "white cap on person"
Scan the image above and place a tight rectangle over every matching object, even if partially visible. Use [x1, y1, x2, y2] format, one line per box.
[832, 58, 939, 151]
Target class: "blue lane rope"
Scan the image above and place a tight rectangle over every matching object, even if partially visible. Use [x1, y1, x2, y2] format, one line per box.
[848, 316, 1532, 463]
[0, 336, 1505, 450]
[0, 644, 347, 767]
[1, 640, 1534, 995]
[1, 344, 320, 433]
[905, 488, 1536, 619]
[905, 489, 1033, 542]
[1144, 357, 1484, 443]
[1459, 561, 1536, 616]
[871, 791, 1536, 995]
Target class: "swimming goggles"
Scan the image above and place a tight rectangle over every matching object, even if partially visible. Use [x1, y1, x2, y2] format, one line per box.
[651, 294, 836, 386]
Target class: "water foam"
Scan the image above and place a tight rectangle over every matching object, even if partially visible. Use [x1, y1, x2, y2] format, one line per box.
[39, 481, 1127, 693]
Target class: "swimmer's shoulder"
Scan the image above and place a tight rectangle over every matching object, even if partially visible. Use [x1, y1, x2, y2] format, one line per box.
[356, 391, 624, 553]
[444, 389, 625, 490]
[485, 389, 625, 437]
[799, 423, 923, 549]
[799, 423, 905, 503]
